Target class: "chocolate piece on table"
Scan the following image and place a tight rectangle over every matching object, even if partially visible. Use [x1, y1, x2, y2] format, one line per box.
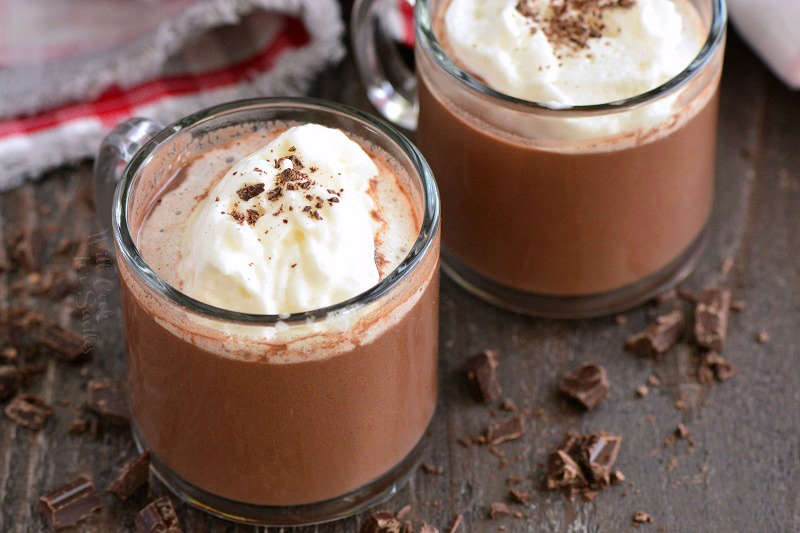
[675, 424, 690, 439]
[136, 497, 182, 533]
[0, 365, 21, 400]
[625, 310, 685, 356]
[464, 349, 502, 403]
[610, 470, 626, 484]
[509, 488, 532, 504]
[108, 450, 151, 501]
[635, 385, 649, 398]
[39, 475, 102, 530]
[421, 463, 444, 475]
[87, 379, 129, 425]
[4, 394, 52, 430]
[558, 363, 609, 410]
[489, 502, 510, 519]
[36, 320, 92, 362]
[546, 432, 622, 496]
[360, 511, 403, 533]
[694, 288, 731, 351]
[698, 352, 738, 384]
[487, 414, 527, 445]
[633, 511, 653, 524]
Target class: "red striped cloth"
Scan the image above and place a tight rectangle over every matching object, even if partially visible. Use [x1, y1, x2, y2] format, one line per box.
[0, 0, 344, 191]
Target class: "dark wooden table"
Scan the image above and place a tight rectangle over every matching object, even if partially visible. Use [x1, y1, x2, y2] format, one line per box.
[1, 23, 799, 533]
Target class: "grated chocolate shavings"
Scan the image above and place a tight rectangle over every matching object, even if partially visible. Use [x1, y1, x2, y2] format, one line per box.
[236, 183, 265, 201]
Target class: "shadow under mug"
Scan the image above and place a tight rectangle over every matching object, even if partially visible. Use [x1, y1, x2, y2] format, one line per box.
[353, 0, 727, 318]
[93, 98, 441, 526]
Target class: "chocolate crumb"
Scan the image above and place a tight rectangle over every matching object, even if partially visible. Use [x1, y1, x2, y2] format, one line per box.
[558, 363, 609, 410]
[39, 475, 102, 531]
[136, 497, 182, 533]
[610, 470, 626, 484]
[4, 394, 52, 430]
[360, 511, 403, 533]
[694, 288, 731, 351]
[108, 451, 151, 501]
[731, 299, 746, 312]
[489, 502, 510, 519]
[635, 385, 649, 398]
[509, 488, 532, 504]
[697, 352, 737, 384]
[625, 310, 684, 357]
[464, 349, 502, 403]
[488, 414, 527, 445]
[421, 463, 444, 475]
[87, 379, 129, 426]
[633, 511, 653, 524]
[246, 209, 261, 226]
[647, 375, 662, 387]
[755, 331, 770, 344]
[236, 183, 265, 201]
[36, 321, 92, 362]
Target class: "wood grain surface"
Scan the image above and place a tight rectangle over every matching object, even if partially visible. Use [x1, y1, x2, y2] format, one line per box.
[1, 20, 798, 533]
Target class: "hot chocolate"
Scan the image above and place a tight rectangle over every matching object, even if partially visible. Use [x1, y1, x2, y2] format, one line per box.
[118, 120, 440, 508]
[414, 0, 724, 314]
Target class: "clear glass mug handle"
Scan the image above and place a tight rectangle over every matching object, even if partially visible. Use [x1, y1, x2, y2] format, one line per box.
[92, 118, 163, 245]
[351, 0, 418, 131]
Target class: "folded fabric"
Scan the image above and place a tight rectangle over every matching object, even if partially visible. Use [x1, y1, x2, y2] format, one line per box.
[0, 0, 344, 192]
[720, 0, 799, 89]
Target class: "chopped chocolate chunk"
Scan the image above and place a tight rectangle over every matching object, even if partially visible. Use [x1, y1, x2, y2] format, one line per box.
[136, 497, 182, 533]
[694, 288, 731, 351]
[36, 321, 92, 362]
[464, 349, 502, 403]
[489, 502, 510, 519]
[0, 365, 20, 400]
[488, 414, 527, 445]
[755, 331, 770, 344]
[546, 432, 622, 496]
[610, 470, 626, 484]
[633, 511, 653, 524]
[509, 488, 532, 504]
[558, 363, 609, 410]
[675, 423, 690, 439]
[87, 379, 129, 425]
[236, 183, 265, 201]
[625, 310, 685, 357]
[246, 209, 261, 226]
[4, 394, 52, 430]
[39, 475, 102, 531]
[68, 418, 89, 435]
[395, 504, 412, 520]
[266, 186, 282, 201]
[108, 451, 151, 500]
[635, 385, 649, 398]
[421, 463, 444, 475]
[697, 352, 737, 384]
[448, 513, 463, 533]
[360, 511, 403, 533]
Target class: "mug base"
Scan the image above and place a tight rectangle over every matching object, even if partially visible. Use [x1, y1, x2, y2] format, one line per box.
[441, 226, 708, 319]
[132, 422, 427, 527]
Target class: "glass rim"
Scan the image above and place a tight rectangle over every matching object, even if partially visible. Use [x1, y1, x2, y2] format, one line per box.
[416, 0, 727, 115]
[112, 97, 441, 326]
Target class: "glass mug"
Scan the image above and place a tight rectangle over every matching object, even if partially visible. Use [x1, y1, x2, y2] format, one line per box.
[353, 0, 727, 318]
[93, 98, 441, 526]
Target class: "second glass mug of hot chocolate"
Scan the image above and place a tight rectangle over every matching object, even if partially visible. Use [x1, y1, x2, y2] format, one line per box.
[353, 0, 727, 317]
[92, 98, 440, 525]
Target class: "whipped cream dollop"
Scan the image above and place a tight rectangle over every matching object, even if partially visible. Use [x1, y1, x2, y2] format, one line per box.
[441, 0, 706, 138]
[177, 124, 381, 315]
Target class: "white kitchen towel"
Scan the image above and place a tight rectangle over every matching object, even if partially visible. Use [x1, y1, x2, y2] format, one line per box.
[728, 0, 800, 89]
[0, 0, 344, 191]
